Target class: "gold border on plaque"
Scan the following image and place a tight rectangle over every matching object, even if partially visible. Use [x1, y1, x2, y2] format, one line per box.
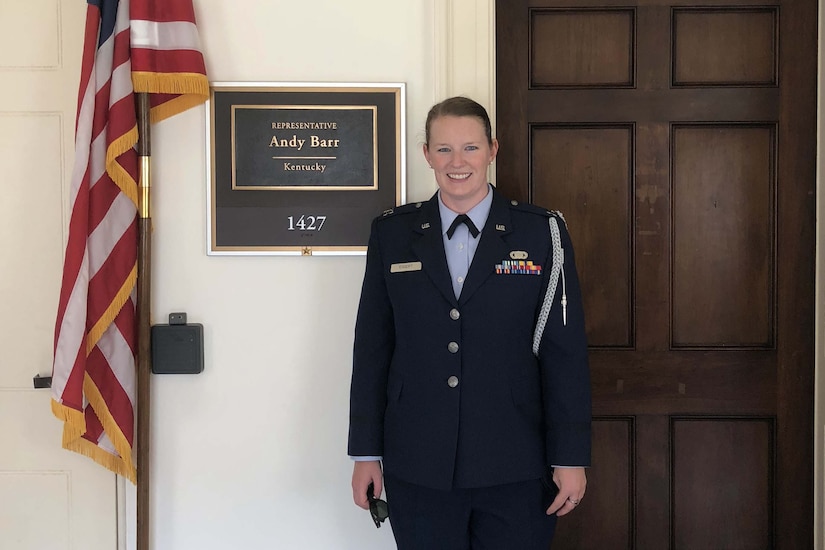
[206, 82, 405, 256]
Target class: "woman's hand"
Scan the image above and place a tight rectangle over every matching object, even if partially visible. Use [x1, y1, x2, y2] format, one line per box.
[351, 460, 383, 510]
[546, 467, 587, 517]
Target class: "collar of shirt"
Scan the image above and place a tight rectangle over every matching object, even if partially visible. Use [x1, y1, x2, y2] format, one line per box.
[437, 184, 494, 236]
[438, 185, 494, 299]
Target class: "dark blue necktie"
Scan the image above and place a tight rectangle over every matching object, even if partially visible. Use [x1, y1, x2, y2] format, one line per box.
[446, 214, 480, 239]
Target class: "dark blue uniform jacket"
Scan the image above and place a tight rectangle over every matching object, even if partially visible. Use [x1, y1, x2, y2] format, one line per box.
[348, 188, 591, 491]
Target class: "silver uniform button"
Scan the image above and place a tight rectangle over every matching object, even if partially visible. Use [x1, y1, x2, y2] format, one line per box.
[447, 376, 459, 388]
[448, 342, 459, 353]
[450, 308, 460, 321]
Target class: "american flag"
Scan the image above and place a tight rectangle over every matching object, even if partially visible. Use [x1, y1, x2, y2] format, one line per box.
[51, 0, 208, 482]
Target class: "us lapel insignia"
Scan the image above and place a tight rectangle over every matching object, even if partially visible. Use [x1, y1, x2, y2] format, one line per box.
[496, 224, 506, 231]
[421, 222, 431, 229]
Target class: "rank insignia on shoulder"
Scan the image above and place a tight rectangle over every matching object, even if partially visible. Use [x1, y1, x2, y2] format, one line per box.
[382, 208, 394, 217]
[495, 260, 542, 275]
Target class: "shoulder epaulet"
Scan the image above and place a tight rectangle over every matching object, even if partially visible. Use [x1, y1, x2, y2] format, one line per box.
[508, 200, 568, 228]
[377, 201, 424, 221]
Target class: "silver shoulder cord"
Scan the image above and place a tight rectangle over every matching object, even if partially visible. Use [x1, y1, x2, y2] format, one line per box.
[532, 217, 566, 356]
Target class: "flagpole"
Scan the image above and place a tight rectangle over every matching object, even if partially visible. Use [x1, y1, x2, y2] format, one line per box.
[136, 92, 152, 550]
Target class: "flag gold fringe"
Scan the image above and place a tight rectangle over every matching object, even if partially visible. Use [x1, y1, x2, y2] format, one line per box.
[149, 93, 210, 124]
[51, 259, 138, 484]
[90, 118, 140, 363]
[80, 372, 137, 483]
[86, 264, 138, 354]
[105, 125, 140, 207]
[51, 377, 137, 484]
[131, 72, 210, 123]
[51, 398, 86, 442]
[64, 437, 136, 482]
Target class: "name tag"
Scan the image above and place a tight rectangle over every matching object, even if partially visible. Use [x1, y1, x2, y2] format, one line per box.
[390, 261, 422, 273]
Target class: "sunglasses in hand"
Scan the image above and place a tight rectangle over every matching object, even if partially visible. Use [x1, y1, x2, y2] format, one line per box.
[366, 482, 389, 528]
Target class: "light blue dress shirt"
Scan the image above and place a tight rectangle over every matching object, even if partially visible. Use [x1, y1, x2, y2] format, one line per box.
[439, 186, 493, 299]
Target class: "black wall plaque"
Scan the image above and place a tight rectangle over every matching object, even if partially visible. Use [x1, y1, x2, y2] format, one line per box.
[207, 83, 406, 255]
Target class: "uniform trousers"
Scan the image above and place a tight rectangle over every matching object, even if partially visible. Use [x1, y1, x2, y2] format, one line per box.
[384, 473, 558, 550]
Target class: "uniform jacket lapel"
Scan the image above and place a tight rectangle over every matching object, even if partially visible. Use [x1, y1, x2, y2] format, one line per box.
[459, 190, 512, 305]
[411, 196, 458, 305]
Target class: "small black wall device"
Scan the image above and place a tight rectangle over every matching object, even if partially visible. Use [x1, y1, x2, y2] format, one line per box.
[151, 312, 204, 374]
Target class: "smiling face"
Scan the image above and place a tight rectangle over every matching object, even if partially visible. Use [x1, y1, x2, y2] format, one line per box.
[423, 115, 498, 213]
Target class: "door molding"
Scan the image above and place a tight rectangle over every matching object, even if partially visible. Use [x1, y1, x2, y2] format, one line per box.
[817, 0, 825, 538]
[433, 0, 496, 182]
[817, 0, 825, 541]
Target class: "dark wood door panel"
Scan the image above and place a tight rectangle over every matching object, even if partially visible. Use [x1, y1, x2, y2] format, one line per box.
[590, 352, 777, 416]
[552, 416, 776, 548]
[552, 418, 635, 549]
[497, 0, 815, 546]
[672, 124, 776, 348]
[671, 417, 775, 549]
[672, 8, 778, 86]
[523, 90, 780, 123]
[531, 124, 634, 347]
[531, 9, 636, 88]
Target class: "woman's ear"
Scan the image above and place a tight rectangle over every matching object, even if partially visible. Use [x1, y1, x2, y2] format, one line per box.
[490, 138, 499, 163]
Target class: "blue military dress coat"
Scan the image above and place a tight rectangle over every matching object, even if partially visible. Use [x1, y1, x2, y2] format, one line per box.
[348, 188, 591, 491]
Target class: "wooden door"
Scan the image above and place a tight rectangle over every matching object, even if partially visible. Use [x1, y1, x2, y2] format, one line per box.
[496, 0, 815, 547]
[0, 2, 118, 549]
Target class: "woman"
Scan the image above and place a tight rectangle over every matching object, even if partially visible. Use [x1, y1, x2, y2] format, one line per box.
[348, 96, 591, 549]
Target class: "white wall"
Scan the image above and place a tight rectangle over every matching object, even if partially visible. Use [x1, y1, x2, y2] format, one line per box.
[142, 0, 825, 546]
[132, 1, 494, 549]
[6, 0, 818, 547]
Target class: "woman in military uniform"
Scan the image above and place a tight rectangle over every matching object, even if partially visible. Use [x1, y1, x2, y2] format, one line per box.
[348, 96, 591, 549]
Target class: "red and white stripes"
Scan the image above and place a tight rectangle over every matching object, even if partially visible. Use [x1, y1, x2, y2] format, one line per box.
[51, 0, 207, 482]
